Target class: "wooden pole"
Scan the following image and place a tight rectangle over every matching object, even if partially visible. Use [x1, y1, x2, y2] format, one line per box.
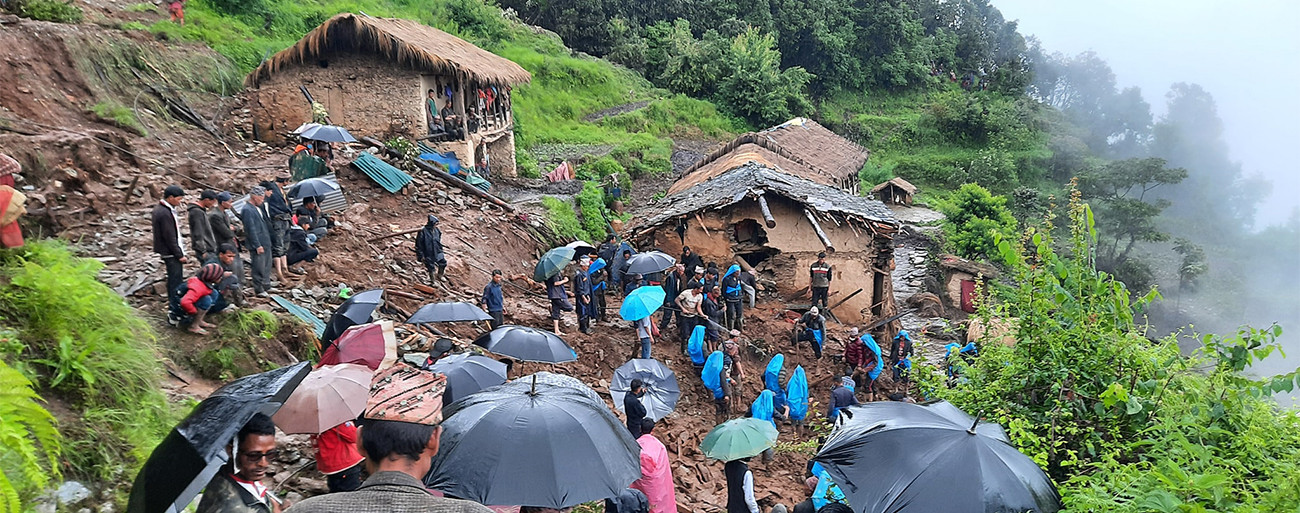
[803, 209, 835, 253]
[360, 136, 515, 212]
[367, 226, 423, 243]
[756, 193, 776, 228]
[825, 287, 864, 313]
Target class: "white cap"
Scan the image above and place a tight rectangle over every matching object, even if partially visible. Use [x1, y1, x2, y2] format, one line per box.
[809, 306, 819, 316]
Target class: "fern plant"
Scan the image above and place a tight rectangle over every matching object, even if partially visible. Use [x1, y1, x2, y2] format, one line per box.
[0, 360, 62, 513]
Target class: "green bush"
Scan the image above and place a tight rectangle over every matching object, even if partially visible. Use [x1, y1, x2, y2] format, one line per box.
[119, 21, 148, 31]
[0, 360, 61, 512]
[516, 147, 540, 178]
[90, 101, 147, 137]
[541, 196, 590, 242]
[858, 160, 894, 193]
[610, 133, 671, 178]
[575, 181, 610, 242]
[124, 2, 156, 12]
[195, 346, 239, 381]
[0, 241, 175, 481]
[15, 0, 83, 23]
[938, 183, 1017, 259]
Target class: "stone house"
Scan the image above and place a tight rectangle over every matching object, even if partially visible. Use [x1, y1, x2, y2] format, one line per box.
[244, 13, 531, 176]
[633, 155, 900, 330]
[938, 254, 999, 313]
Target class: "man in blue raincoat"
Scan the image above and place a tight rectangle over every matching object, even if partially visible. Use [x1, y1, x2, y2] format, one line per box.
[721, 264, 744, 330]
[702, 350, 727, 424]
[793, 307, 826, 359]
[589, 257, 609, 321]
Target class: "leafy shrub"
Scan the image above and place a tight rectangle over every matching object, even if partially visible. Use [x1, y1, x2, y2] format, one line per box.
[516, 147, 540, 178]
[195, 346, 239, 381]
[14, 0, 83, 23]
[541, 196, 590, 242]
[124, 2, 156, 12]
[119, 21, 148, 31]
[938, 183, 1017, 259]
[574, 181, 610, 242]
[858, 160, 894, 194]
[0, 360, 61, 512]
[90, 101, 147, 136]
[610, 133, 671, 178]
[0, 241, 174, 481]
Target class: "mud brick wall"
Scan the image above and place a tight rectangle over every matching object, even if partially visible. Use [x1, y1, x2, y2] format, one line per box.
[248, 52, 425, 144]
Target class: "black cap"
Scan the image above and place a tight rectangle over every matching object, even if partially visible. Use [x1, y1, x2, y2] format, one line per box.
[817, 251, 827, 258]
[199, 189, 218, 201]
[163, 185, 185, 198]
[275, 176, 290, 183]
[491, 269, 503, 276]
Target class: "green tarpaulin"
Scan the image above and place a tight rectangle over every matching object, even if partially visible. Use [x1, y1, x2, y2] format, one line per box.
[351, 152, 413, 193]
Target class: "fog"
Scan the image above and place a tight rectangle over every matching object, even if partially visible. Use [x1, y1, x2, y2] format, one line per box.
[994, 0, 1300, 227]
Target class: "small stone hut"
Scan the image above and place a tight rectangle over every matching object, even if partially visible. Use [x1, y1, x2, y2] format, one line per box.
[634, 158, 900, 328]
[938, 254, 999, 313]
[678, 117, 870, 192]
[244, 13, 531, 176]
[872, 177, 918, 205]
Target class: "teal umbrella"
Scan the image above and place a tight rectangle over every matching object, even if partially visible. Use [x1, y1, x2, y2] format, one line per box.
[619, 285, 666, 321]
[700, 417, 779, 462]
[534, 247, 577, 282]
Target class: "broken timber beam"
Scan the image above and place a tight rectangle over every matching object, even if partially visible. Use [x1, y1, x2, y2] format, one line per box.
[361, 136, 515, 212]
[803, 209, 835, 253]
[756, 193, 776, 228]
[367, 226, 423, 243]
[826, 288, 864, 313]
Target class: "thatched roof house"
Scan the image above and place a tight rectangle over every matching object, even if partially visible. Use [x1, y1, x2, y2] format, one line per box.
[244, 13, 531, 176]
[635, 160, 900, 326]
[676, 118, 870, 192]
[871, 176, 918, 205]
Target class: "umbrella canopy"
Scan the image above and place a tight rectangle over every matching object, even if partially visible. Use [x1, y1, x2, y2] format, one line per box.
[428, 375, 641, 509]
[320, 289, 384, 346]
[126, 362, 310, 513]
[429, 353, 508, 404]
[813, 400, 1062, 513]
[625, 251, 675, 275]
[609, 242, 636, 283]
[273, 363, 372, 434]
[611, 359, 680, 421]
[620, 285, 666, 321]
[406, 302, 493, 324]
[474, 325, 577, 364]
[534, 247, 577, 282]
[565, 240, 597, 257]
[700, 417, 779, 462]
[299, 124, 357, 143]
[288, 177, 340, 199]
[318, 320, 398, 371]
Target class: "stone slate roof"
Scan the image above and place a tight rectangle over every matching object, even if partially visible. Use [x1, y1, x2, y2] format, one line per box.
[639, 162, 898, 231]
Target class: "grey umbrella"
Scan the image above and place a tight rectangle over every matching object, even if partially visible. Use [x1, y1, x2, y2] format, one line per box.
[288, 178, 340, 199]
[611, 359, 681, 421]
[428, 353, 508, 404]
[625, 251, 675, 275]
[813, 400, 1062, 513]
[299, 124, 357, 143]
[406, 302, 493, 324]
[427, 374, 641, 509]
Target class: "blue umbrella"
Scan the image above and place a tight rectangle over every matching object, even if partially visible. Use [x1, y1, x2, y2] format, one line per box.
[620, 285, 666, 321]
[300, 124, 357, 143]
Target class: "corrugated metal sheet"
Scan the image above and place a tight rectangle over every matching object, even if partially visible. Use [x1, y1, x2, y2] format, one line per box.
[271, 294, 326, 337]
[230, 174, 348, 215]
[352, 153, 413, 193]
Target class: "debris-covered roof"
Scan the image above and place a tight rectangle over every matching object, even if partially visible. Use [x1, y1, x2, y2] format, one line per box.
[939, 254, 1000, 277]
[247, 13, 532, 87]
[640, 162, 898, 231]
[675, 118, 869, 189]
[871, 176, 918, 195]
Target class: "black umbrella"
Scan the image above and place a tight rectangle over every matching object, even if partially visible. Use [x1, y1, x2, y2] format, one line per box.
[428, 353, 508, 404]
[288, 178, 340, 199]
[813, 400, 1062, 513]
[406, 302, 493, 324]
[427, 374, 641, 509]
[565, 240, 597, 258]
[611, 359, 680, 421]
[485, 371, 602, 405]
[126, 362, 311, 513]
[473, 325, 577, 364]
[321, 289, 384, 347]
[625, 251, 675, 275]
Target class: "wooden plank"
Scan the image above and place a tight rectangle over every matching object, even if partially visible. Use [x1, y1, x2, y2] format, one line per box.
[695, 212, 710, 236]
[803, 208, 835, 253]
[756, 193, 776, 228]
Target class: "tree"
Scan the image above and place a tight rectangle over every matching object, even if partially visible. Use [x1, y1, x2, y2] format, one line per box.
[940, 183, 1017, 259]
[1077, 157, 1187, 275]
[713, 28, 813, 125]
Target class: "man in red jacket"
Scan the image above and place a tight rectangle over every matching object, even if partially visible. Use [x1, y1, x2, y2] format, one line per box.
[842, 328, 876, 397]
[314, 421, 364, 493]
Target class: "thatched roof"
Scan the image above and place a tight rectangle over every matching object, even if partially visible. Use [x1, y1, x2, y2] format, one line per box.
[872, 176, 918, 195]
[668, 142, 827, 195]
[677, 118, 869, 188]
[638, 162, 897, 232]
[247, 13, 531, 87]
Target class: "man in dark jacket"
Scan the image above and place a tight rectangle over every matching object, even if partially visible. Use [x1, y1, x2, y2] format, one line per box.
[573, 257, 593, 334]
[597, 233, 617, 265]
[209, 192, 243, 291]
[152, 185, 188, 311]
[545, 272, 572, 336]
[286, 225, 318, 266]
[239, 187, 274, 296]
[843, 329, 877, 394]
[262, 177, 293, 283]
[826, 377, 858, 421]
[623, 379, 648, 439]
[414, 215, 447, 284]
[196, 413, 280, 513]
[680, 246, 703, 282]
[721, 264, 743, 331]
[658, 264, 683, 338]
[294, 196, 328, 243]
[481, 270, 505, 329]
[188, 190, 219, 263]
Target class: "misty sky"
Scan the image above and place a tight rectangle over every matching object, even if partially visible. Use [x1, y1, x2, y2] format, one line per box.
[994, 0, 1300, 227]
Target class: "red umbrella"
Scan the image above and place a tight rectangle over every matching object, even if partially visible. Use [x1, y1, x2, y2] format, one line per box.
[318, 320, 398, 371]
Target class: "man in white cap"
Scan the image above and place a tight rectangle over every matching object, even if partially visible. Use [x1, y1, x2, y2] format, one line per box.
[793, 307, 825, 359]
[573, 255, 593, 334]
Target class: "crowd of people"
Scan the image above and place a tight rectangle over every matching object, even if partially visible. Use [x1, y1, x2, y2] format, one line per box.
[152, 175, 333, 334]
